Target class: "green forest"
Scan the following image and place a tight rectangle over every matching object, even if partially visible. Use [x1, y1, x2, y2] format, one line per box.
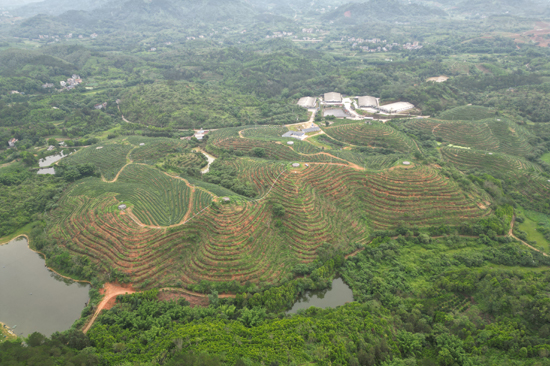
[2, 0, 550, 365]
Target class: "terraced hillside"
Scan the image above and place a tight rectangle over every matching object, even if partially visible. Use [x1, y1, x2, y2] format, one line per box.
[66, 164, 213, 226]
[442, 147, 550, 213]
[211, 137, 349, 164]
[441, 147, 541, 174]
[240, 126, 289, 140]
[129, 138, 189, 165]
[62, 141, 134, 181]
[438, 105, 497, 121]
[405, 118, 533, 156]
[49, 155, 494, 289]
[360, 165, 491, 229]
[49, 192, 203, 287]
[321, 122, 420, 153]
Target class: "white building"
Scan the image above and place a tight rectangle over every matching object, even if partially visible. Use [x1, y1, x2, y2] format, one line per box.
[323, 92, 343, 104]
[378, 102, 415, 114]
[297, 97, 317, 109]
[357, 96, 379, 108]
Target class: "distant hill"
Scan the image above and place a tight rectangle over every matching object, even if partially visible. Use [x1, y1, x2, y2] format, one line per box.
[324, 0, 447, 24]
[418, 0, 550, 17]
[9, 0, 261, 36]
[12, 0, 258, 22]
[11, 0, 111, 17]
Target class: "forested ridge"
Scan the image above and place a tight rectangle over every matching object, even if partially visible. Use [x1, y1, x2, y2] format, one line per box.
[3, 1, 550, 365]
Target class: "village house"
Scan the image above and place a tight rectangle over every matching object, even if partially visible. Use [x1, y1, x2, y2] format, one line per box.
[302, 126, 320, 133]
[8, 138, 17, 147]
[194, 128, 209, 140]
[90, 33, 98, 39]
[282, 131, 305, 140]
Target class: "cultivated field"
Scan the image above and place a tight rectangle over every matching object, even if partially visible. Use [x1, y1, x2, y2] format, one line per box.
[322, 122, 420, 153]
[62, 141, 133, 181]
[405, 118, 533, 156]
[45, 125, 505, 289]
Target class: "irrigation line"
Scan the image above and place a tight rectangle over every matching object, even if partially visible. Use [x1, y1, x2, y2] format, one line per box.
[246, 165, 288, 204]
[181, 203, 214, 226]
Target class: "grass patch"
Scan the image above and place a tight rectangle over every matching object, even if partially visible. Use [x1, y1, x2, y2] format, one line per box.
[0, 223, 33, 246]
[542, 152, 550, 164]
[0, 322, 17, 343]
[517, 208, 550, 253]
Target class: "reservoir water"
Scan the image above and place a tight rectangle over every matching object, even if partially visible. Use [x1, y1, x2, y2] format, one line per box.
[0, 237, 90, 337]
[287, 277, 354, 314]
[37, 152, 68, 175]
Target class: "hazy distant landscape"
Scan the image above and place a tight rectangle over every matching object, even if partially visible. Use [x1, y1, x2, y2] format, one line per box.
[1, 0, 550, 365]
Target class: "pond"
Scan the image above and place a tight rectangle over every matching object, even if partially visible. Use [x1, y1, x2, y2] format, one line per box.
[37, 152, 68, 175]
[287, 277, 354, 314]
[0, 237, 90, 337]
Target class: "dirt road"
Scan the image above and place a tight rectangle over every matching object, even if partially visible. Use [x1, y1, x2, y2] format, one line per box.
[83, 283, 135, 334]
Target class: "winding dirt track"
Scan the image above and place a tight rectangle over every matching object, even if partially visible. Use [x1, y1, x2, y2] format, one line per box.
[509, 216, 548, 257]
[82, 283, 135, 334]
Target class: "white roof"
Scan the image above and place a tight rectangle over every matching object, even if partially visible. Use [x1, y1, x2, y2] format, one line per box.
[379, 102, 414, 113]
[358, 96, 378, 107]
[324, 92, 342, 103]
[297, 97, 316, 109]
[292, 163, 300, 167]
[403, 161, 411, 165]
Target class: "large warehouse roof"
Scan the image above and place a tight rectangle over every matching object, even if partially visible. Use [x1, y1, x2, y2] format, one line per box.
[297, 97, 316, 109]
[324, 92, 342, 103]
[358, 96, 378, 107]
[378, 102, 415, 114]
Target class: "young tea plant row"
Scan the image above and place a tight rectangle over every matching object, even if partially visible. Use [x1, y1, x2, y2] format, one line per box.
[240, 126, 289, 140]
[441, 147, 541, 175]
[130, 139, 189, 165]
[438, 105, 497, 121]
[406, 118, 533, 157]
[212, 137, 348, 164]
[49, 192, 203, 289]
[115, 164, 212, 226]
[227, 159, 287, 197]
[63, 142, 133, 181]
[359, 165, 491, 229]
[322, 122, 419, 153]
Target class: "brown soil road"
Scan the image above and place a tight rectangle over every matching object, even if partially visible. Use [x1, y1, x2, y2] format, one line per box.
[82, 285, 235, 332]
[83, 283, 135, 334]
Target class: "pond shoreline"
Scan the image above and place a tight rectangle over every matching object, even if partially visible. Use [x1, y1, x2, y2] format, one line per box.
[0, 235, 91, 285]
[0, 237, 91, 337]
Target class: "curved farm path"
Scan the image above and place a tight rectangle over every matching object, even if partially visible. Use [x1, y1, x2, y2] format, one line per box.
[83, 283, 135, 334]
[83, 285, 234, 333]
[101, 147, 136, 183]
[101, 162, 132, 183]
[118, 105, 134, 124]
[509, 216, 548, 257]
